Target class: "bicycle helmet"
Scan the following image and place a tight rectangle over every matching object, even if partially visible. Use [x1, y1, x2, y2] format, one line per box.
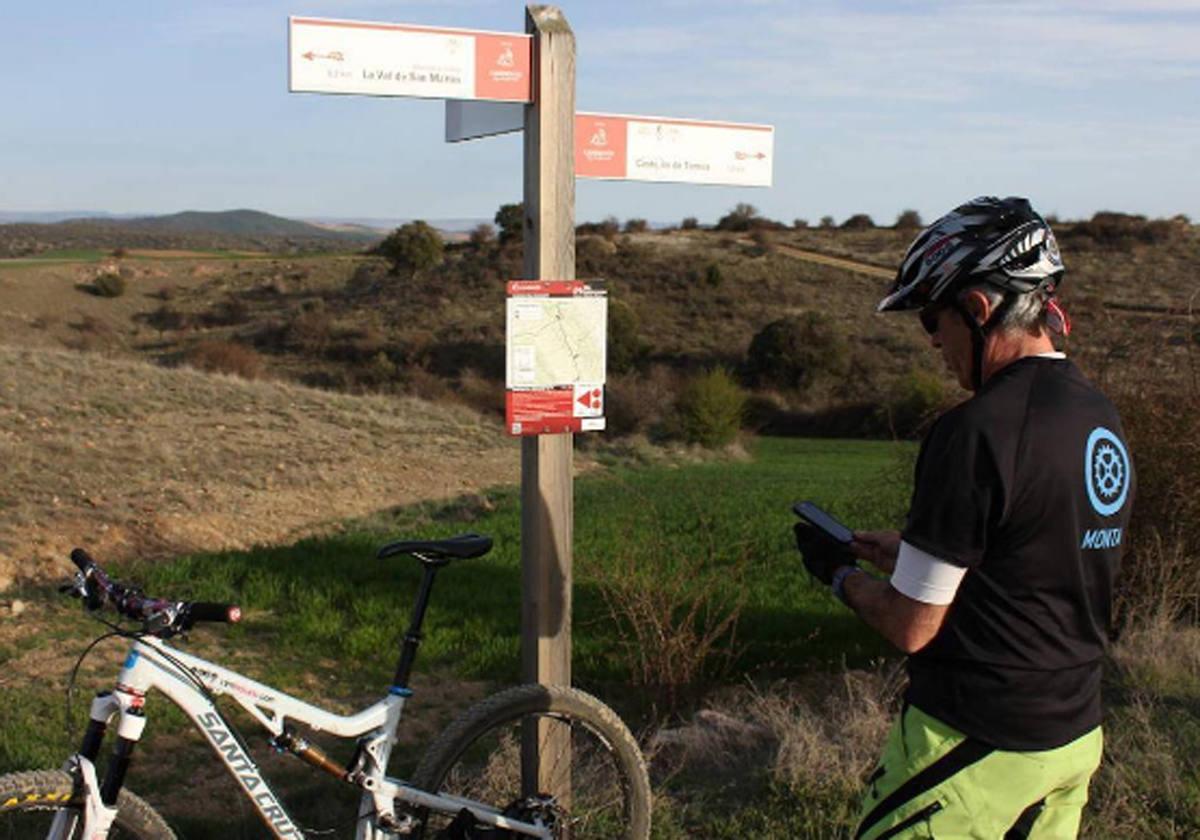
[878, 196, 1064, 313]
[879, 196, 1066, 389]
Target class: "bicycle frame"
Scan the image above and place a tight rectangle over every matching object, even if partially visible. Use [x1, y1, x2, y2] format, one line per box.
[64, 635, 554, 839]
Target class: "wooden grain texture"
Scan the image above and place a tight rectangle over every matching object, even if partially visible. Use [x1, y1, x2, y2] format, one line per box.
[520, 4, 575, 693]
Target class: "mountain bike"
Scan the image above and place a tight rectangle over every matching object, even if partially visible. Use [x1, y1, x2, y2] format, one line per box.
[0, 534, 651, 838]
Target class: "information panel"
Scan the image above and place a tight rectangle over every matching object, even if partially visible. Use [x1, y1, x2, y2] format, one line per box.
[289, 17, 532, 102]
[506, 281, 607, 436]
[575, 112, 774, 187]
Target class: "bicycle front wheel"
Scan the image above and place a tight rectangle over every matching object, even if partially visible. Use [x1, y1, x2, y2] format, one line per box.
[411, 684, 651, 839]
[0, 769, 174, 839]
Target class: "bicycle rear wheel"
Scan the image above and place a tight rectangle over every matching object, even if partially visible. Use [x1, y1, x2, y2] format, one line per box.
[0, 769, 174, 839]
[411, 684, 651, 839]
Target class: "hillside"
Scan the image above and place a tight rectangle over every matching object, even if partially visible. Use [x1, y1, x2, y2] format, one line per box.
[0, 345, 517, 587]
[0, 209, 380, 258]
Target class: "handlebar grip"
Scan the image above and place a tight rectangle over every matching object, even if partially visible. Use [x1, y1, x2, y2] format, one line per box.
[188, 602, 242, 624]
[70, 548, 97, 573]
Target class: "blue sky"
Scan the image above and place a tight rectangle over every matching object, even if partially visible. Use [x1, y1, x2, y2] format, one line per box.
[3, 1, 1197, 225]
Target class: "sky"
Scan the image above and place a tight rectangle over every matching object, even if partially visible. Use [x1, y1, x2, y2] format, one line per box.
[2, 0, 1198, 226]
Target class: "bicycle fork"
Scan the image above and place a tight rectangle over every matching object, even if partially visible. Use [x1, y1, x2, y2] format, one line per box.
[53, 688, 146, 839]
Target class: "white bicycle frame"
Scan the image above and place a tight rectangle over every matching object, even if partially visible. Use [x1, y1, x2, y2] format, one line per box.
[57, 635, 554, 840]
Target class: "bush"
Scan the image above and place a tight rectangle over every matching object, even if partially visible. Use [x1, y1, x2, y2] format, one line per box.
[92, 272, 126, 298]
[146, 304, 187, 335]
[377, 221, 444, 277]
[819, 216, 835, 229]
[184, 340, 263, 379]
[494, 202, 524, 244]
[681, 216, 699, 230]
[608, 298, 644, 374]
[895, 209, 923, 229]
[793, 218, 809, 229]
[840, 213, 875, 230]
[703, 263, 723, 287]
[577, 216, 620, 240]
[675, 368, 746, 448]
[745, 313, 850, 392]
[882, 368, 949, 438]
[202, 295, 250, 327]
[468, 223, 495, 247]
[716, 203, 760, 232]
[1062, 211, 1179, 251]
[604, 366, 681, 438]
[624, 218, 649, 233]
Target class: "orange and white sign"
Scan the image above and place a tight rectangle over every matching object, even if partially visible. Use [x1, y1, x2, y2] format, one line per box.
[289, 17, 531, 103]
[575, 112, 774, 187]
[506, 281, 607, 436]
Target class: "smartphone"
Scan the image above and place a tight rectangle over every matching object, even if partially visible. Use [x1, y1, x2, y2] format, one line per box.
[792, 501, 854, 545]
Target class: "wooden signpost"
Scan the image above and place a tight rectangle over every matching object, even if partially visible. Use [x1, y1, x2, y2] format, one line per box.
[289, 4, 771, 797]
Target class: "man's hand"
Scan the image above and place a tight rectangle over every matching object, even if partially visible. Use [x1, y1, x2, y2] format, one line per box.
[851, 530, 901, 574]
[794, 523, 856, 585]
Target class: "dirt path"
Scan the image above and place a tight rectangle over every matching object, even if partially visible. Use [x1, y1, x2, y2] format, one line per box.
[0, 346, 522, 587]
[769, 242, 894, 279]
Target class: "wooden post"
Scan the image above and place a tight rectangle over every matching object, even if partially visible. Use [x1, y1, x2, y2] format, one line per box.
[521, 3, 575, 798]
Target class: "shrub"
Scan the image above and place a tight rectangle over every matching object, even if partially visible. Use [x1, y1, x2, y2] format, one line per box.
[184, 340, 263, 379]
[703, 263, 723, 287]
[716, 203, 760, 232]
[111, 247, 128, 259]
[840, 213, 875, 230]
[819, 215, 835, 229]
[681, 216, 699, 230]
[882, 368, 949, 438]
[467, 223, 495, 247]
[608, 298, 645, 374]
[1062, 211, 1179, 251]
[624, 218, 649, 234]
[146, 304, 187, 335]
[494, 202, 524, 244]
[604, 366, 681, 438]
[895, 209, 923, 229]
[92, 272, 126, 298]
[376, 221, 444, 278]
[577, 216, 620, 240]
[793, 218, 809, 229]
[593, 491, 748, 715]
[745, 312, 850, 391]
[202, 295, 250, 327]
[675, 368, 746, 448]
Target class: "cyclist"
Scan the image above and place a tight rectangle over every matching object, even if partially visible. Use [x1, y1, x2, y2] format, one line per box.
[795, 197, 1135, 838]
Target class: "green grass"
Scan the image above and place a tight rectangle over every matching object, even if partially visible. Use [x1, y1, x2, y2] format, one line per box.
[114, 437, 909, 691]
[0, 436, 912, 835]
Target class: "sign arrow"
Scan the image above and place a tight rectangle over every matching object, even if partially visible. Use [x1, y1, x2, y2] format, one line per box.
[302, 50, 345, 62]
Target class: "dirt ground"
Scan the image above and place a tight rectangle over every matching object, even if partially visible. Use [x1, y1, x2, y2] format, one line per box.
[0, 339, 520, 588]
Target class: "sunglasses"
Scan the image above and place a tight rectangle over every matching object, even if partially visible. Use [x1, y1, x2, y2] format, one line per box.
[919, 304, 943, 335]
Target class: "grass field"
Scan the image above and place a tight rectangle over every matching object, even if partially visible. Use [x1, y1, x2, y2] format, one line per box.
[0, 436, 909, 836]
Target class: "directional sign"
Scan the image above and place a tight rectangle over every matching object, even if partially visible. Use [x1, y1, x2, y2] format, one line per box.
[289, 17, 532, 102]
[506, 281, 607, 436]
[575, 112, 774, 187]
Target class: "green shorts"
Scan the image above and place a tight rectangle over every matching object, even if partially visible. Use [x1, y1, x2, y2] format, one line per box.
[855, 703, 1103, 839]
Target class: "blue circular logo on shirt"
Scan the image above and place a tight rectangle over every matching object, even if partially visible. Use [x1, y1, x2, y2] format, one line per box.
[1085, 427, 1130, 517]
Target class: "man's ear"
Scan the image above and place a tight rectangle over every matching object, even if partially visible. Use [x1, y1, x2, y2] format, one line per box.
[961, 289, 992, 326]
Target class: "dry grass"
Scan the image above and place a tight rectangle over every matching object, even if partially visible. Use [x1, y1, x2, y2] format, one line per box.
[0, 345, 517, 588]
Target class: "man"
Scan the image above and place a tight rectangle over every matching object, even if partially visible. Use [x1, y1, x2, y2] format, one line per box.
[795, 197, 1134, 839]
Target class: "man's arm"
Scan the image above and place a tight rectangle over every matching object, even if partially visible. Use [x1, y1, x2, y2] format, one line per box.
[841, 573, 950, 654]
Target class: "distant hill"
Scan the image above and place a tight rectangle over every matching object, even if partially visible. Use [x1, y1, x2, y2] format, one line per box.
[65, 208, 372, 240]
[0, 209, 383, 257]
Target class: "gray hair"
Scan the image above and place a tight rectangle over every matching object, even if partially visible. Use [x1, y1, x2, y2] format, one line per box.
[956, 281, 1049, 336]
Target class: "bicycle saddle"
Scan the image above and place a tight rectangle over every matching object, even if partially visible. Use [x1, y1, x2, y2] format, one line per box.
[376, 533, 494, 561]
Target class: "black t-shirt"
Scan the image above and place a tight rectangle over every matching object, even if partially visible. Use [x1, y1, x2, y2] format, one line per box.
[902, 356, 1134, 750]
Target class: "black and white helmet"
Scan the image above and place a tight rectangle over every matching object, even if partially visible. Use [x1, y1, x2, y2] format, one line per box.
[877, 196, 1064, 312]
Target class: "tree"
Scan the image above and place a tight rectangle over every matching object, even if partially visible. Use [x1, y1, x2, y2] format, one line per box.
[840, 213, 875, 230]
[715, 203, 760, 232]
[819, 215, 835, 229]
[469, 223, 495, 247]
[895, 209, 923, 229]
[624, 218, 649, 233]
[745, 312, 849, 391]
[681, 216, 699, 230]
[494, 202, 524, 245]
[377, 221, 444, 278]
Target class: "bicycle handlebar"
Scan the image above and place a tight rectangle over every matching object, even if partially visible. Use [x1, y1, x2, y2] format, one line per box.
[67, 547, 241, 635]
